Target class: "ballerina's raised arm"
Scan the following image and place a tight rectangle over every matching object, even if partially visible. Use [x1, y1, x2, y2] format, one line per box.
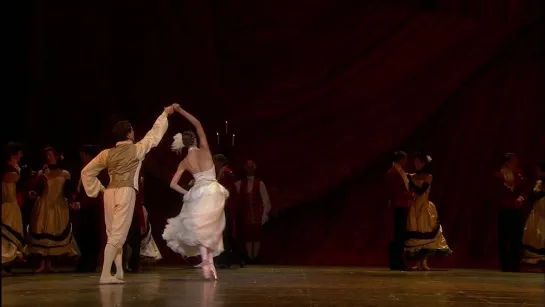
[172, 104, 209, 151]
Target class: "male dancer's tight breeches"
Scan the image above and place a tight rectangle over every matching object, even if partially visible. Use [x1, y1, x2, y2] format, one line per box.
[101, 187, 136, 280]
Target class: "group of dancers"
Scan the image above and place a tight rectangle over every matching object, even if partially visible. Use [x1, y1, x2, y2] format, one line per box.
[387, 151, 545, 271]
[3, 103, 543, 284]
[2, 102, 271, 282]
[1, 145, 162, 276]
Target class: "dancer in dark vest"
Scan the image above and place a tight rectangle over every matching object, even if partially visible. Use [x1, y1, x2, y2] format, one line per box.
[494, 153, 528, 272]
[235, 160, 271, 263]
[386, 151, 414, 270]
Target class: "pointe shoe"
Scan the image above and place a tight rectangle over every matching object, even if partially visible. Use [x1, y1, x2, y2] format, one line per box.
[100, 276, 125, 285]
[115, 272, 124, 280]
[210, 265, 218, 280]
[421, 263, 431, 271]
[201, 264, 211, 279]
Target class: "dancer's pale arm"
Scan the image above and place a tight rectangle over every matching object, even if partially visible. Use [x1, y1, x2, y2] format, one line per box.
[170, 162, 189, 195]
[173, 105, 209, 150]
[136, 111, 170, 160]
[234, 181, 241, 193]
[260, 181, 271, 216]
[81, 150, 108, 197]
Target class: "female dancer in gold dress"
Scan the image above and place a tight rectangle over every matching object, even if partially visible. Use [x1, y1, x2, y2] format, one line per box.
[1, 143, 26, 276]
[27, 147, 78, 272]
[521, 162, 545, 265]
[404, 153, 452, 270]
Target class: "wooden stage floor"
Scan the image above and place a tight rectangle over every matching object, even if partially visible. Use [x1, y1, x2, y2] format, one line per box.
[2, 266, 543, 306]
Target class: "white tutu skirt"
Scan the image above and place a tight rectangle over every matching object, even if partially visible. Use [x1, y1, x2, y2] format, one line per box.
[162, 180, 228, 257]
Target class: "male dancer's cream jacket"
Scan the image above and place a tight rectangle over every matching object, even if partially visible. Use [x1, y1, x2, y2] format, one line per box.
[81, 112, 168, 250]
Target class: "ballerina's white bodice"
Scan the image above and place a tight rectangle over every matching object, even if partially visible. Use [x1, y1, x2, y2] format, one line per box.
[192, 167, 217, 182]
[184, 167, 229, 202]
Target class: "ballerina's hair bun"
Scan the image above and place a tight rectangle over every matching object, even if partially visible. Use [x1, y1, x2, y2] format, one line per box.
[172, 131, 197, 155]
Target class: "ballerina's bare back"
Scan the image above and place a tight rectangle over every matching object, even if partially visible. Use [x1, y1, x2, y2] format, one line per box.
[181, 147, 214, 175]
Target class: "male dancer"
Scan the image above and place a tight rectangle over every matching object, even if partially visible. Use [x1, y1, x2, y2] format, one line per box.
[494, 153, 527, 272]
[81, 106, 173, 284]
[235, 160, 271, 263]
[386, 151, 414, 271]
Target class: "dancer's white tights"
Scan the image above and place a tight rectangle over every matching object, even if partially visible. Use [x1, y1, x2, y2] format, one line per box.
[101, 243, 124, 280]
[199, 246, 215, 278]
[199, 246, 214, 265]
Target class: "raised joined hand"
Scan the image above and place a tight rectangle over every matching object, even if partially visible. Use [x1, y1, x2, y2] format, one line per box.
[164, 105, 174, 115]
[172, 103, 181, 112]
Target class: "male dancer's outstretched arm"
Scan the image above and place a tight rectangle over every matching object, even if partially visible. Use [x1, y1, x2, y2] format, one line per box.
[135, 107, 172, 160]
[81, 151, 107, 198]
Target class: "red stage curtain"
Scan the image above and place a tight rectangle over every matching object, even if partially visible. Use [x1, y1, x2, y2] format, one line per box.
[11, 1, 544, 268]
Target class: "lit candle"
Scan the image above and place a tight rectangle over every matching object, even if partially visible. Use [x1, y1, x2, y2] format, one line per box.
[225, 121, 228, 135]
[216, 132, 220, 145]
[232, 134, 235, 147]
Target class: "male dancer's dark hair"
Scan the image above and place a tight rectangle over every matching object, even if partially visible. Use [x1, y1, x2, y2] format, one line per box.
[503, 153, 516, 165]
[112, 121, 133, 142]
[213, 154, 228, 167]
[392, 151, 407, 163]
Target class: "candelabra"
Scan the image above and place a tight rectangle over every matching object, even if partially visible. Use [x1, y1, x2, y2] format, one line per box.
[215, 120, 236, 159]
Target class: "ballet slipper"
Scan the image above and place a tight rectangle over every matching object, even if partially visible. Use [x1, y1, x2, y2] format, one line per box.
[210, 265, 218, 280]
[115, 271, 124, 280]
[100, 276, 125, 285]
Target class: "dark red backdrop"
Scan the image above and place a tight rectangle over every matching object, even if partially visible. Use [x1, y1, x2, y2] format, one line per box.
[5, 0, 544, 268]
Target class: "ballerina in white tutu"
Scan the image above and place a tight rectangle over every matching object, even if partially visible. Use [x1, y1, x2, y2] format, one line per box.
[162, 103, 229, 280]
